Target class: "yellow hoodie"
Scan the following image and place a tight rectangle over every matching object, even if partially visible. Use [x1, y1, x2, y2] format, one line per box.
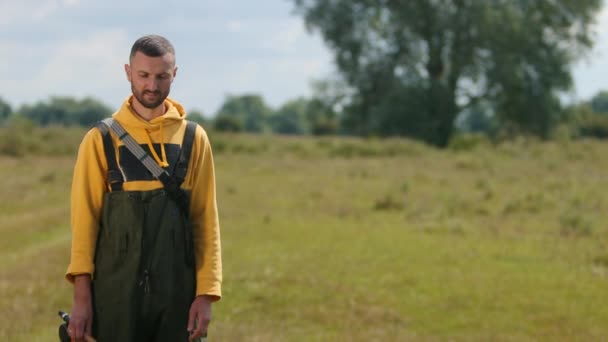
[66, 96, 222, 299]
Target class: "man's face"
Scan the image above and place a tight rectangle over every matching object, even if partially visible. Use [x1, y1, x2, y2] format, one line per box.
[125, 51, 177, 109]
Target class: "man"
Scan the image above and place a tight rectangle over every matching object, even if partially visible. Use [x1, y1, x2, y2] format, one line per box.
[65, 35, 222, 341]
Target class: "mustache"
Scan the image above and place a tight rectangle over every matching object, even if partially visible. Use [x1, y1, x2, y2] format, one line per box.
[143, 90, 161, 95]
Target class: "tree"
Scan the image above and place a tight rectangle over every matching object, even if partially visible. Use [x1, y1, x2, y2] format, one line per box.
[188, 109, 208, 126]
[562, 101, 608, 139]
[293, 0, 601, 146]
[215, 94, 272, 133]
[213, 116, 243, 132]
[74, 97, 113, 126]
[269, 98, 310, 134]
[19, 96, 111, 126]
[456, 101, 498, 135]
[590, 90, 608, 114]
[0, 97, 12, 123]
[307, 79, 342, 135]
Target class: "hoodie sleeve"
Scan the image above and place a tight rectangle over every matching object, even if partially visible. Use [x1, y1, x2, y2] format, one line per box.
[188, 126, 222, 299]
[65, 128, 107, 282]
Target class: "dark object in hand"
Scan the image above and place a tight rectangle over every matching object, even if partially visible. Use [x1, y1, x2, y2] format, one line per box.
[58, 310, 70, 342]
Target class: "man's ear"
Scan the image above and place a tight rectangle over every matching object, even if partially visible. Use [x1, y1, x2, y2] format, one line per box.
[124, 64, 131, 82]
[173, 66, 178, 78]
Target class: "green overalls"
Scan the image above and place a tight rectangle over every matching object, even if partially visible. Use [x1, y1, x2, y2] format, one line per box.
[92, 122, 197, 341]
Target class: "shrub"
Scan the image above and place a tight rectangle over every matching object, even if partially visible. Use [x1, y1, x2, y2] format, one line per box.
[0, 117, 83, 157]
[214, 116, 244, 132]
[578, 115, 608, 139]
[373, 194, 404, 211]
[448, 133, 491, 152]
[559, 212, 593, 237]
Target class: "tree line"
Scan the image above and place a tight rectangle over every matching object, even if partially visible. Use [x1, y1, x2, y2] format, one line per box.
[0, 88, 338, 136]
[2, 89, 608, 141]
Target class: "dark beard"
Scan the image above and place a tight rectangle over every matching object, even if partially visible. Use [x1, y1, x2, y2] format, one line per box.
[132, 85, 168, 109]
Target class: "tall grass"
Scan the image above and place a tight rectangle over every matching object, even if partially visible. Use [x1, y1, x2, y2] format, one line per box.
[1, 126, 608, 341]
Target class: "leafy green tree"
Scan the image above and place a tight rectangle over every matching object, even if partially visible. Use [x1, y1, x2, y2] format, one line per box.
[19, 96, 111, 126]
[590, 90, 608, 114]
[293, 0, 601, 146]
[74, 97, 113, 126]
[0, 97, 12, 123]
[561, 101, 608, 139]
[307, 98, 339, 135]
[578, 113, 608, 139]
[213, 116, 243, 132]
[269, 98, 310, 134]
[307, 79, 342, 135]
[215, 94, 272, 133]
[188, 109, 208, 126]
[456, 101, 498, 135]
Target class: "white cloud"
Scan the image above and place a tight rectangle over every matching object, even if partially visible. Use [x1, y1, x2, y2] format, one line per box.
[32, 0, 60, 21]
[173, 53, 332, 113]
[62, 0, 82, 7]
[572, 5, 608, 100]
[0, 3, 31, 26]
[0, 0, 84, 26]
[227, 20, 245, 33]
[38, 29, 129, 88]
[164, 13, 210, 32]
[261, 19, 307, 54]
[1, 29, 130, 106]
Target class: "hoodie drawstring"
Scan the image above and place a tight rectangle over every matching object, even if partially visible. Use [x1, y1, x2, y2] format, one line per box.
[144, 123, 169, 168]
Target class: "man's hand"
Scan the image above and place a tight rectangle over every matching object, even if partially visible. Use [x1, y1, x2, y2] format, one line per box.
[187, 295, 213, 341]
[69, 274, 94, 342]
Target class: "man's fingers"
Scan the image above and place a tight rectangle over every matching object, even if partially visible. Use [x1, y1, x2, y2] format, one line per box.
[188, 296, 213, 341]
[68, 321, 82, 339]
[188, 313, 210, 341]
[84, 334, 97, 342]
[187, 307, 196, 333]
[197, 314, 210, 333]
[188, 314, 203, 340]
[68, 315, 91, 340]
[188, 320, 201, 341]
[69, 326, 96, 342]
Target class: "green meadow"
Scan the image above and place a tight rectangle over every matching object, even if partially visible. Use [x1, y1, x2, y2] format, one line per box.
[1, 126, 608, 341]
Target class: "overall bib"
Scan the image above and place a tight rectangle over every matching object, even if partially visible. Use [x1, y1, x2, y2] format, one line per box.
[92, 121, 197, 341]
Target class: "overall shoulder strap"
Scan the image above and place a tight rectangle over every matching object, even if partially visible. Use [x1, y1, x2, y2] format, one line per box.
[96, 119, 124, 191]
[101, 118, 191, 215]
[172, 120, 198, 186]
[101, 118, 170, 180]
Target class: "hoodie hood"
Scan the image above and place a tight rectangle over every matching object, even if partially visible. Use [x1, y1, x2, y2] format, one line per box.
[111, 95, 188, 168]
[113, 95, 187, 129]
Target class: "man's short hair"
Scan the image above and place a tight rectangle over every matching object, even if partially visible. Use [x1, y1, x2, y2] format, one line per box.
[130, 35, 175, 60]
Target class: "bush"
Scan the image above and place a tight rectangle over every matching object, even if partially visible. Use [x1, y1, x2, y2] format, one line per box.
[559, 212, 593, 237]
[373, 194, 404, 211]
[214, 116, 244, 132]
[0, 117, 84, 157]
[448, 133, 491, 152]
[0, 117, 36, 157]
[578, 114, 608, 139]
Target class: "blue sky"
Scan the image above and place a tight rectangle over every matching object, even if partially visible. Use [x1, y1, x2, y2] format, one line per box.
[1, 0, 607, 116]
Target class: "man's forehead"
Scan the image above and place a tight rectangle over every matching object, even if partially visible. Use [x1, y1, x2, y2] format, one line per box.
[130, 51, 176, 69]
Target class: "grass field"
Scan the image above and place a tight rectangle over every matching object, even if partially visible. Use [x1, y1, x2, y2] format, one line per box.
[1, 128, 608, 341]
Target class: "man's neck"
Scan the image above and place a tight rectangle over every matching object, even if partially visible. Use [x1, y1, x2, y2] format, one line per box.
[131, 97, 166, 121]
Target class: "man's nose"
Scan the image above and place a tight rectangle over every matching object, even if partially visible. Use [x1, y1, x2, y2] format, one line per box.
[146, 79, 159, 91]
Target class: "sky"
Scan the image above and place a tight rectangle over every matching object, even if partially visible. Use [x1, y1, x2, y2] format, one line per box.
[0, 0, 607, 116]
